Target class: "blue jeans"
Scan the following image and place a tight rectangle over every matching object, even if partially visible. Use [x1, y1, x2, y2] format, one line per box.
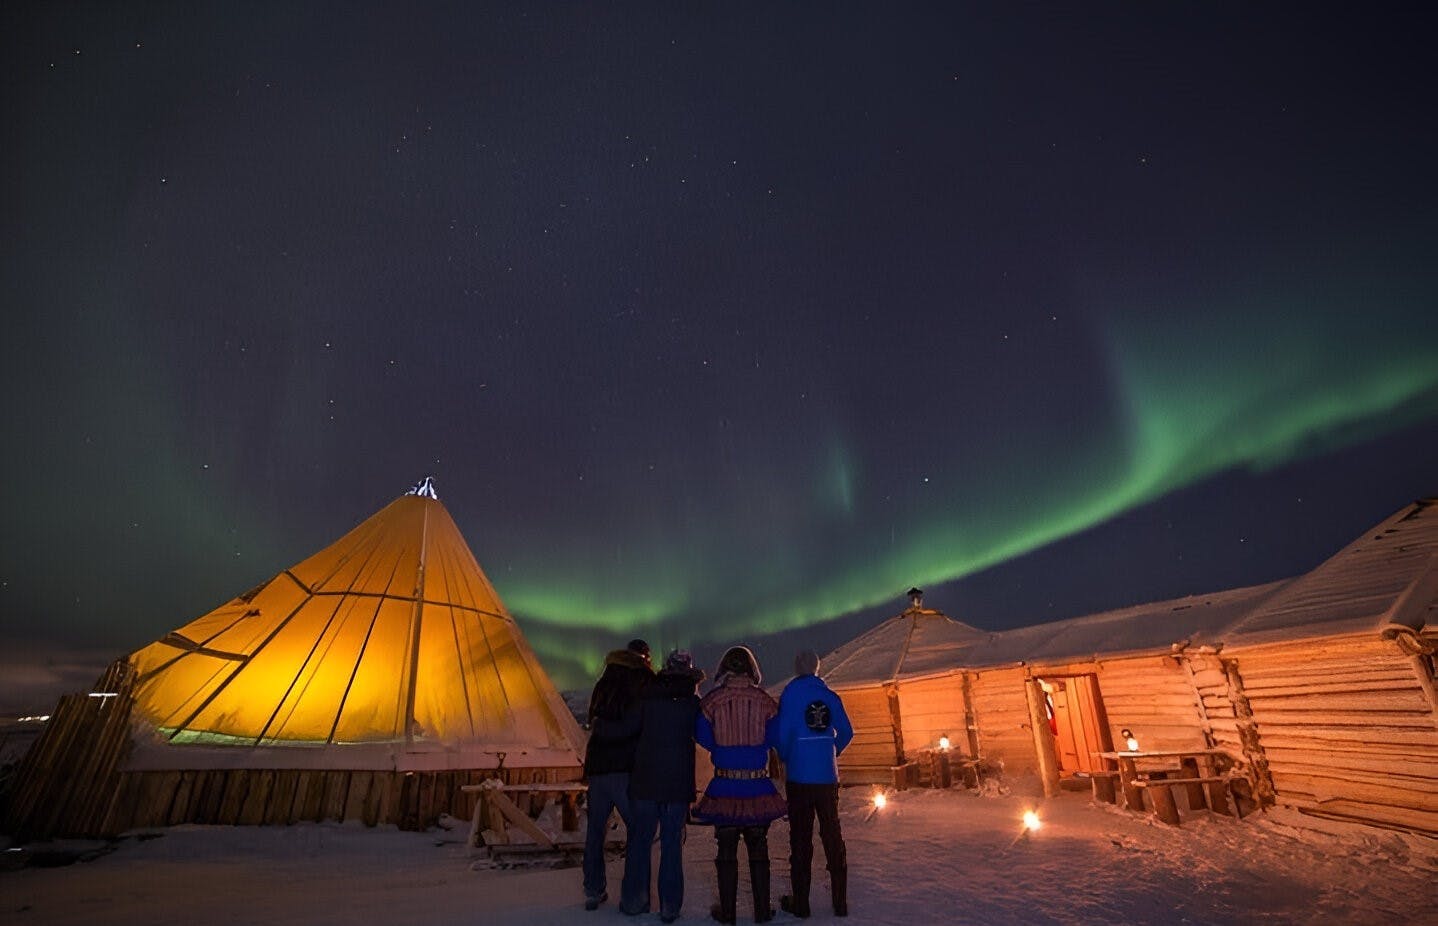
[622, 798, 689, 916]
[583, 772, 632, 900]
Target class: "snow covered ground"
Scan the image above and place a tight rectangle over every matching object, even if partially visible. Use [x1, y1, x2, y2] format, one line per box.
[4, 785, 1434, 925]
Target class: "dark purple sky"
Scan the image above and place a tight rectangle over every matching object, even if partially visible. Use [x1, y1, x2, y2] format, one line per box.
[2, 3, 1434, 701]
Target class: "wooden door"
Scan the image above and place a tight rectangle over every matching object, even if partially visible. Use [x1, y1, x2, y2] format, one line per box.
[1045, 675, 1106, 774]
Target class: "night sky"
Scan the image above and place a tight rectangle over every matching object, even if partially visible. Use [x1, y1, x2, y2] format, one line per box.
[3, 4, 1435, 700]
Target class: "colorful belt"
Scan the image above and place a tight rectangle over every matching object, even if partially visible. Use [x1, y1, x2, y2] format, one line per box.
[715, 768, 770, 780]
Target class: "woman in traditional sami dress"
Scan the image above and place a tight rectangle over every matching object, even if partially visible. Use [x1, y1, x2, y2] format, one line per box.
[693, 645, 787, 924]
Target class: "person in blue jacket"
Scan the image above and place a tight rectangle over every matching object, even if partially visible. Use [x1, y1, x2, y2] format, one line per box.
[775, 649, 854, 918]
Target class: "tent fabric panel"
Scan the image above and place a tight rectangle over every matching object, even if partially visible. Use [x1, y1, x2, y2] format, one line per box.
[474, 612, 567, 747]
[258, 594, 381, 743]
[191, 579, 310, 657]
[131, 649, 242, 731]
[286, 503, 395, 593]
[185, 594, 358, 741]
[324, 596, 414, 743]
[410, 603, 488, 743]
[425, 507, 507, 613]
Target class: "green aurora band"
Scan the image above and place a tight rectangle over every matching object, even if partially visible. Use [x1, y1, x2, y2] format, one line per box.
[507, 296, 1438, 685]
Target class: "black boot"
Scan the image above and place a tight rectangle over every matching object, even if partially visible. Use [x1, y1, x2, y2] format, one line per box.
[710, 859, 738, 924]
[751, 858, 773, 923]
[830, 863, 848, 918]
[780, 863, 811, 918]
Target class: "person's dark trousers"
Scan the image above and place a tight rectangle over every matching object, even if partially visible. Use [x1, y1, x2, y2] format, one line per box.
[713, 825, 773, 923]
[785, 782, 847, 917]
[712, 827, 741, 924]
[583, 772, 632, 904]
[621, 798, 657, 914]
[624, 799, 689, 918]
[743, 824, 773, 922]
[655, 801, 689, 919]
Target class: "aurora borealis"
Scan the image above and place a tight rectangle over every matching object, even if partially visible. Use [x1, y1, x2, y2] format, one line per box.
[2, 4, 1435, 698]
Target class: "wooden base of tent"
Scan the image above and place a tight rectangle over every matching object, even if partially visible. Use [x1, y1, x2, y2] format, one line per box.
[0, 661, 581, 840]
[106, 765, 583, 834]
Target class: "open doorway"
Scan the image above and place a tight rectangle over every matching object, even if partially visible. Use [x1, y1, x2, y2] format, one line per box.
[1036, 674, 1110, 778]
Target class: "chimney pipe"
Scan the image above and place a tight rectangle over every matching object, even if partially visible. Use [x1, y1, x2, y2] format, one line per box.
[907, 587, 924, 609]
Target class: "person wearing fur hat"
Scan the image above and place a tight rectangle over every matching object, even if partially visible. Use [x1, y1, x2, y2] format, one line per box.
[619, 649, 706, 922]
[582, 639, 654, 911]
[776, 650, 854, 918]
[693, 645, 786, 924]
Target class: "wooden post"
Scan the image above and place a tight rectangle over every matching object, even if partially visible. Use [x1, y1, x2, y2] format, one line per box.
[1118, 757, 1143, 811]
[883, 682, 905, 766]
[561, 792, 580, 832]
[1179, 758, 1207, 812]
[1091, 773, 1116, 804]
[1222, 657, 1277, 808]
[961, 672, 981, 759]
[1148, 784, 1181, 826]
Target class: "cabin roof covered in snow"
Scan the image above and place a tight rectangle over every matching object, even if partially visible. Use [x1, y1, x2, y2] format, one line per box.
[821, 498, 1437, 688]
[1222, 496, 1438, 647]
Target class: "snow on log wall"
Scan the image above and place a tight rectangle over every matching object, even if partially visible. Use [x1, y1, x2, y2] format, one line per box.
[1220, 634, 1438, 835]
[895, 673, 969, 758]
[1095, 655, 1209, 754]
[969, 668, 1036, 774]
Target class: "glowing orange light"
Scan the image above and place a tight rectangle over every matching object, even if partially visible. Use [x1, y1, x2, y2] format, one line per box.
[873, 792, 887, 810]
[1022, 810, 1041, 831]
[938, 735, 951, 751]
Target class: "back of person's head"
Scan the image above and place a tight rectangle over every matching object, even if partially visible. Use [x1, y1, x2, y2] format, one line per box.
[794, 649, 820, 677]
[717, 645, 762, 684]
[627, 638, 651, 663]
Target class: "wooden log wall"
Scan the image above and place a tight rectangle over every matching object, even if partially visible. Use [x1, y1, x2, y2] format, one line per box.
[968, 668, 1035, 774]
[1094, 655, 1209, 754]
[834, 685, 902, 782]
[1216, 635, 1438, 836]
[895, 674, 970, 759]
[1, 660, 136, 841]
[99, 764, 582, 835]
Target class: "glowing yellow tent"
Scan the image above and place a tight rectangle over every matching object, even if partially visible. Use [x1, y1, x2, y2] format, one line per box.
[126, 479, 584, 771]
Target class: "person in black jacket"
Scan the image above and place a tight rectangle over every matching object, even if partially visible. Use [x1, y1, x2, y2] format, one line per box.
[619, 649, 705, 922]
[582, 638, 654, 911]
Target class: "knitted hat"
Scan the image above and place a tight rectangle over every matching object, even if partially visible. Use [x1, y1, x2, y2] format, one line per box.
[665, 649, 695, 672]
[627, 638, 651, 659]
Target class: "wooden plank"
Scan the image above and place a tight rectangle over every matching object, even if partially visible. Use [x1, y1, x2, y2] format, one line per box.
[322, 772, 350, 822]
[265, 771, 299, 826]
[488, 788, 555, 847]
[343, 771, 373, 823]
[168, 772, 198, 826]
[1269, 771, 1438, 812]
[363, 772, 388, 827]
[238, 770, 275, 826]
[196, 770, 229, 824]
[217, 769, 251, 824]
[1291, 799, 1438, 837]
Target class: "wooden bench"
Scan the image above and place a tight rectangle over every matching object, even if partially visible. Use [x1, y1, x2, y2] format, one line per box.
[1132, 774, 1237, 825]
[461, 780, 587, 852]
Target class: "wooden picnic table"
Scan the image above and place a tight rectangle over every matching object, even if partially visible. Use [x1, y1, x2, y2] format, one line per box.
[461, 780, 587, 852]
[1091, 748, 1237, 825]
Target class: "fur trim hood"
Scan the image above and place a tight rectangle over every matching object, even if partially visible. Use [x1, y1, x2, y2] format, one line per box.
[714, 644, 762, 686]
[604, 648, 651, 671]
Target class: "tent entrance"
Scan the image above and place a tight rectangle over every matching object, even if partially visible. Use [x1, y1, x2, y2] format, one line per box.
[1036, 674, 1109, 776]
